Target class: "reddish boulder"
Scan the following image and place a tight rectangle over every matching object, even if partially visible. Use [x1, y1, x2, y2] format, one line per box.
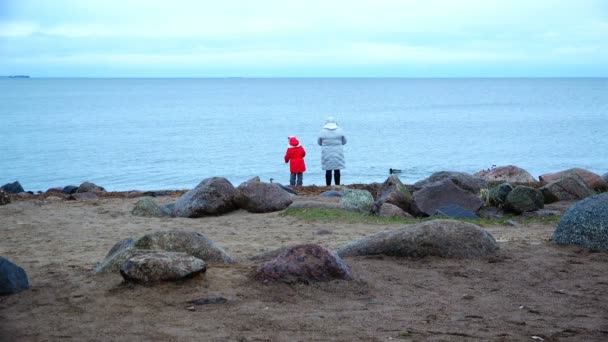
[474, 165, 535, 183]
[255, 244, 353, 284]
[539, 168, 607, 191]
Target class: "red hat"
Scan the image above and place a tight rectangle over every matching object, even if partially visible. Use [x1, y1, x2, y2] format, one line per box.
[289, 136, 299, 146]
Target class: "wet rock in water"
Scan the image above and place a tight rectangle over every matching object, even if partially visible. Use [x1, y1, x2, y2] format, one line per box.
[540, 168, 607, 192]
[131, 198, 170, 218]
[474, 165, 536, 183]
[0, 181, 24, 194]
[433, 204, 480, 220]
[288, 201, 347, 210]
[95, 238, 137, 273]
[255, 244, 353, 284]
[69, 192, 99, 200]
[337, 219, 499, 259]
[120, 250, 206, 284]
[234, 179, 293, 213]
[412, 178, 483, 216]
[76, 181, 105, 193]
[134, 230, 233, 264]
[172, 177, 237, 218]
[61, 185, 78, 194]
[488, 183, 513, 207]
[540, 175, 595, 204]
[0, 256, 29, 295]
[373, 175, 414, 214]
[413, 171, 487, 194]
[0, 190, 10, 206]
[504, 186, 544, 214]
[378, 203, 413, 218]
[340, 189, 374, 214]
[553, 193, 608, 250]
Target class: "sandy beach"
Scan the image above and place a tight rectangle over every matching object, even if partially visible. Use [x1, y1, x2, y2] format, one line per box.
[1, 191, 607, 341]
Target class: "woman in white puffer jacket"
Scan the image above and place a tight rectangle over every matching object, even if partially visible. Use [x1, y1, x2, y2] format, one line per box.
[317, 116, 347, 186]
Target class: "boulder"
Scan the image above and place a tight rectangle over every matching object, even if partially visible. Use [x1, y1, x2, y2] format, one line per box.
[320, 190, 343, 197]
[504, 186, 544, 214]
[131, 198, 171, 218]
[603, 172, 608, 184]
[61, 185, 78, 194]
[234, 179, 293, 213]
[0, 190, 10, 206]
[539, 168, 607, 191]
[0, 181, 24, 193]
[433, 204, 480, 220]
[338, 219, 498, 258]
[134, 230, 233, 264]
[413, 171, 487, 194]
[378, 203, 413, 218]
[255, 244, 353, 284]
[412, 178, 483, 217]
[474, 165, 536, 183]
[69, 192, 99, 200]
[288, 201, 347, 210]
[488, 183, 513, 207]
[340, 189, 374, 214]
[120, 250, 206, 284]
[172, 177, 237, 217]
[0, 256, 29, 295]
[95, 238, 137, 273]
[553, 193, 608, 250]
[540, 175, 595, 204]
[373, 175, 414, 214]
[75, 181, 105, 193]
[46, 187, 63, 194]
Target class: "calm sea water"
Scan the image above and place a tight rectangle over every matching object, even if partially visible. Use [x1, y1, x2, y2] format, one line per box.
[1, 78, 607, 192]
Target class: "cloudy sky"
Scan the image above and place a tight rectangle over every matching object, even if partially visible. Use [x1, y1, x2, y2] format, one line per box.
[1, 0, 607, 77]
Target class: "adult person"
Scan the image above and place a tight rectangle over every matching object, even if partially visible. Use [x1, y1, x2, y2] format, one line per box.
[317, 116, 347, 186]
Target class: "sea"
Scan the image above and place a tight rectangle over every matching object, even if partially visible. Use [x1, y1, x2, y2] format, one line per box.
[1, 78, 607, 192]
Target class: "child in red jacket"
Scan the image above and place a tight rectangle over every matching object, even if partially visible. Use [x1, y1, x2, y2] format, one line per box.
[284, 136, 306, 186]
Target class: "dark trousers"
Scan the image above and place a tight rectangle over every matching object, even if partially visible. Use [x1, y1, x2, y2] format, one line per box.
[290, 172, 303, 186]
[325, 170, 341, 186]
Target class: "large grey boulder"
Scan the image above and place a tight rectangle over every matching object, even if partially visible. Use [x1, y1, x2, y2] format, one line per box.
[173, 177, 237, 217]
[75, 181, 105, 193]
[120, 250, 207, 284]
[488, 183, 513, 207]
[553, 193, 608, 250]
[540, 175, 595, 204]
[131, 198, 171, 217]
[0, 181, 24, 194]
[474, 165, 536, 183]
[0, 190, 10, 206]
[413, 171, 487, 194]
[95, 238, 137, 273]
[504, 186, 544, 214]
[0, 256, 29, 295]
[255, 244, 353, 284]
[338, 219, 498, 258]
[340, 189, 374, 214]
[134, 230, 233, 264]
[540, 168, 607, 191]
[234, 178, 293, 213]
[373, 175, 414, 214]
[412, 178, 483, 217]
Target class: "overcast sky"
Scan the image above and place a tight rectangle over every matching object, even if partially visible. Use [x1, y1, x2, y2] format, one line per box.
[1, 0, 607, 77]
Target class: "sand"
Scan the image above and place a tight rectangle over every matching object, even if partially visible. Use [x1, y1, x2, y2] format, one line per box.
[1, 192, 607, 341]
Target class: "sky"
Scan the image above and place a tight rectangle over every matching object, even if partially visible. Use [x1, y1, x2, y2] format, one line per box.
[1, 0, 607, 77]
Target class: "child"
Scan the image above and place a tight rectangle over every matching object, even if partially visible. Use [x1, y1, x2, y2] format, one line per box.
[284, 136, 306, 186]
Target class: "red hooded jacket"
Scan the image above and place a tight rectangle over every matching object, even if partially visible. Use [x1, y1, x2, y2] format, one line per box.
[284, 137, 306, 173]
